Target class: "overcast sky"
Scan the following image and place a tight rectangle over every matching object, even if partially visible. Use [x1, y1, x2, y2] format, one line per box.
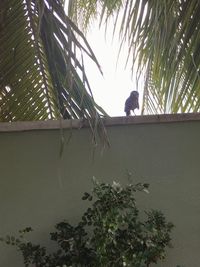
[64, 2, 143, 116]
[82, 22, 144, 117]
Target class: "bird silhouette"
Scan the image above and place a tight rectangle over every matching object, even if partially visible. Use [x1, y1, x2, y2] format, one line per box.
[124, 91, 139, 116]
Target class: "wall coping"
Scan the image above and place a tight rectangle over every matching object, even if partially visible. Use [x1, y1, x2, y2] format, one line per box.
[0, 113, 200, 132]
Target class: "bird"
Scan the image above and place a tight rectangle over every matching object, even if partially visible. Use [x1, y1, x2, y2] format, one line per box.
[124, 91, 139, 116]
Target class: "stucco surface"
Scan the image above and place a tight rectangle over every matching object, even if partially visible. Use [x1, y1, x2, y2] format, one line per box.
[0, 118, 199, 266]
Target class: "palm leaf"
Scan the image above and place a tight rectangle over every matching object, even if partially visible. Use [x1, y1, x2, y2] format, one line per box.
[0, 0, 108, 144]
[0, 0, 56, 120]
[69, 0, 200, 114]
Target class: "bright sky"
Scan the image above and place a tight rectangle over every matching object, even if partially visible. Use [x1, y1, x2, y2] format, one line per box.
[64, 2, 143, 117]
[82, 23, 144, 117]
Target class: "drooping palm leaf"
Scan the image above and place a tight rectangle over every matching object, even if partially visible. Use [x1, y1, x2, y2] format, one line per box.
[69, 0, 200, 114]
[0, 0, 55, 120]
[0, 0, 108, 144]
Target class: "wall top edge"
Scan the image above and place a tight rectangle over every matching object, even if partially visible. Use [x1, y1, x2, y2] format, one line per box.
[0, 113, 200, 132]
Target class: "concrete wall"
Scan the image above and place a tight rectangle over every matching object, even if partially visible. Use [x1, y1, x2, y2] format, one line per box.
[0, 115, 200, 267]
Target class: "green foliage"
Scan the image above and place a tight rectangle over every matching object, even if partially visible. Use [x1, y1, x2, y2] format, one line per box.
[69, 0, 200, 114]
[1, 0, 108, 145]
[1, 179, 174, 267]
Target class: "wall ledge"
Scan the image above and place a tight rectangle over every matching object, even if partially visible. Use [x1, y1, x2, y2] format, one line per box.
[0, 113, 200, 132]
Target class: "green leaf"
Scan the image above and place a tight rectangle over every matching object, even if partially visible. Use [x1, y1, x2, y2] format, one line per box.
[1, 0, 109, 145]
[69, 0, 200, 114]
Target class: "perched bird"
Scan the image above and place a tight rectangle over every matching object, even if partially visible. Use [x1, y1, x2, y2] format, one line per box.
[124, 91, 139, 116]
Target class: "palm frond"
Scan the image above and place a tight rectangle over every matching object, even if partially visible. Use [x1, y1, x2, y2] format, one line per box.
[1, 0, 109, 145]
[69, 0, 200, 114]
[0, 0, 56, 120]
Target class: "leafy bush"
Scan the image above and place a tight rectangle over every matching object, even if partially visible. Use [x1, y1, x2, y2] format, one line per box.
[1, 179, 174, 267]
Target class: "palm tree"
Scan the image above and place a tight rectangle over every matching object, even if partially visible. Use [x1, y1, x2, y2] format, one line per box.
[0, 0, 108, 143]
[68, 0, 200, 114]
